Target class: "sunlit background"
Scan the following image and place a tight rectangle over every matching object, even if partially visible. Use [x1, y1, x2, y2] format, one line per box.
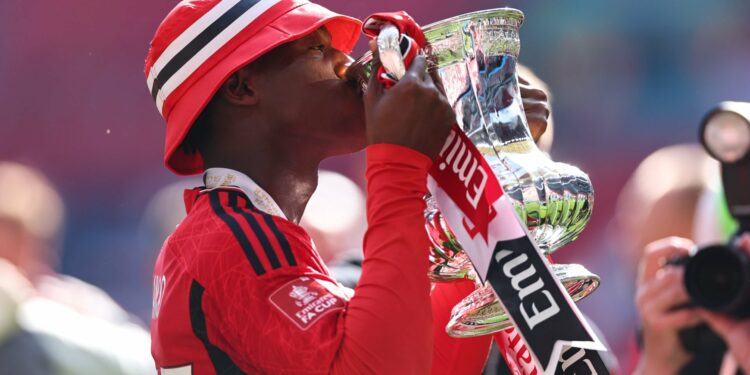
[1, 0, 748, 372]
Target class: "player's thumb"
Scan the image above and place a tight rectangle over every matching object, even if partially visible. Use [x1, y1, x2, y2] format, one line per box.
[366, 55, 385, 106]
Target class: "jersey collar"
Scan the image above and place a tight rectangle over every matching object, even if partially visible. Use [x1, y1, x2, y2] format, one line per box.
[203, 168, 287, 220]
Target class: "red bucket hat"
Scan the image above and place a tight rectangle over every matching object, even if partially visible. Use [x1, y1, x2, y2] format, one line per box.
[145, 0, 362, 175]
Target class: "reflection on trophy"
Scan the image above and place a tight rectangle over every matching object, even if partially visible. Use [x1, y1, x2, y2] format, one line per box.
[349, 8, 601, 338]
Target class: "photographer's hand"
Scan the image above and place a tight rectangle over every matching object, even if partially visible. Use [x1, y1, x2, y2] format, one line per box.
[635, 237, 703, 375]
[698, 234, 750, 374]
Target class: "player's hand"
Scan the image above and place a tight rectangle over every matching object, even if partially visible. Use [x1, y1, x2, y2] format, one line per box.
[634, 237, 703, 375]
[518, 75, 550, 143]
[698, 234, 750, 374]
[365, 52, 455, 159]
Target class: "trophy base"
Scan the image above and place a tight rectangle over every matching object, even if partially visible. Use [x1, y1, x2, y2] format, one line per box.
[445, 263, 599, 338]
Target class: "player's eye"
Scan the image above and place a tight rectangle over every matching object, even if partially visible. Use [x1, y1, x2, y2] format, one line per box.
[310, 44, 326, 53]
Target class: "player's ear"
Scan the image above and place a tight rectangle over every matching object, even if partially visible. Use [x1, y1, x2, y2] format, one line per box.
[218, 66, 259, 106]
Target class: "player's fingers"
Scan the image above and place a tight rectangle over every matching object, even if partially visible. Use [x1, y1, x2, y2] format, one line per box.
[404, 55, 427, 82]
[421, 59, 437, 89]
[523, 99, 550, 120]
[519, 84, 548, 101]
[366, 56, 384, 104]
[424, 55, 447, 95]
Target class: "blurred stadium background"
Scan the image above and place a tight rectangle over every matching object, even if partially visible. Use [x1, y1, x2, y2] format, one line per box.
[1, 0, 748, 372]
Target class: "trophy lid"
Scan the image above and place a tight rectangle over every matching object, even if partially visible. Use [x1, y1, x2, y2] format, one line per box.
[422, 8, 524, 68]
[422, 8, 524, 30]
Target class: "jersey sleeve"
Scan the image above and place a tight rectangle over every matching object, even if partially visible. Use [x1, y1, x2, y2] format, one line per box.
[329, 144, 435, 374]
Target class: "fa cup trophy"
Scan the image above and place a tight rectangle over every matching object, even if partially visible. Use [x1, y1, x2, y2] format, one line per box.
[422, 9, 600, 338]
[349, 8, 600, 339]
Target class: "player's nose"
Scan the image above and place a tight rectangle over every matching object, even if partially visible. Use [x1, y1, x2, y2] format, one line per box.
[333, 50, 355, 79]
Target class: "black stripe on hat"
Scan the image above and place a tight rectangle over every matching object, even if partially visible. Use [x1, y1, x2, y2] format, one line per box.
[227, 191, 282, 270]
[209, 191, 266, 275]
[151, 0, 263, 101]
[189, 281, 244, 374]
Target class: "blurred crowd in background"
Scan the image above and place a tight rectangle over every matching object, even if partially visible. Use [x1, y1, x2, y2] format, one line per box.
[1, 0, 749, 373]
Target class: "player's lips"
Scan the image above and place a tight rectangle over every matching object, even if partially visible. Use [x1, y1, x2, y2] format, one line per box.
[343, 72, 365, 98]
[345, 75, 366, 99]
[344, 53, 373, 97]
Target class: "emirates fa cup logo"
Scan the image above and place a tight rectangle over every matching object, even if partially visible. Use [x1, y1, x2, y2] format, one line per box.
[289, 285, 318, 307]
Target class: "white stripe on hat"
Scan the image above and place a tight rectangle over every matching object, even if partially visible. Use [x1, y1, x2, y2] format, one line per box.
[149, 0, 282, 116]
[147, 0, 242, 94]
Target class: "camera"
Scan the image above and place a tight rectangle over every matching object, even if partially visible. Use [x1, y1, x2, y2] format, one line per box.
[658, 102, 750, 361]
[683, 243, 750, 317]
[682, 101, 750, 319]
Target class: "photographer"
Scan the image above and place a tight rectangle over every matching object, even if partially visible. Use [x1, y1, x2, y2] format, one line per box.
[635, 235, 750, 375]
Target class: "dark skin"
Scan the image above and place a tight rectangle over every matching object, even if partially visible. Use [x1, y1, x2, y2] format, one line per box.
[519, 76, 549, 142]
[200, 27, 549, 223]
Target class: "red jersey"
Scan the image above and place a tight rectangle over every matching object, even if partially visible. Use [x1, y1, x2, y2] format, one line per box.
[151, 144, 491, 374]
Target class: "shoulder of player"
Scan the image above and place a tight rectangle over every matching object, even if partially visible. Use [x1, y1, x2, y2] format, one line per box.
[169, 188, 321, 280]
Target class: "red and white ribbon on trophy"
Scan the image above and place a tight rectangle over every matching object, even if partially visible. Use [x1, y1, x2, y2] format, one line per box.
[364, 12, 610, 375]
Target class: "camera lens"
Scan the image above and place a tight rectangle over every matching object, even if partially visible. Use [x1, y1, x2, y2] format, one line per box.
[684, 245, 750, 317]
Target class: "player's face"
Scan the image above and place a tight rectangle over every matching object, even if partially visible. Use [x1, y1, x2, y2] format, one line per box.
[253, 27, 366, 156]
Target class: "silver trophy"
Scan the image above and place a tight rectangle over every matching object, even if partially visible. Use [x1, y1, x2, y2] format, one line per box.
[348, 8, 600, 338]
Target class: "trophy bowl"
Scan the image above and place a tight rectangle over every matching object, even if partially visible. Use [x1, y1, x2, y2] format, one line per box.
[420, 8, 594, 253]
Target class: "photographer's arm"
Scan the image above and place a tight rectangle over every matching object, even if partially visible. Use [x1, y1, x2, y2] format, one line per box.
[634, 237, 703, 375]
